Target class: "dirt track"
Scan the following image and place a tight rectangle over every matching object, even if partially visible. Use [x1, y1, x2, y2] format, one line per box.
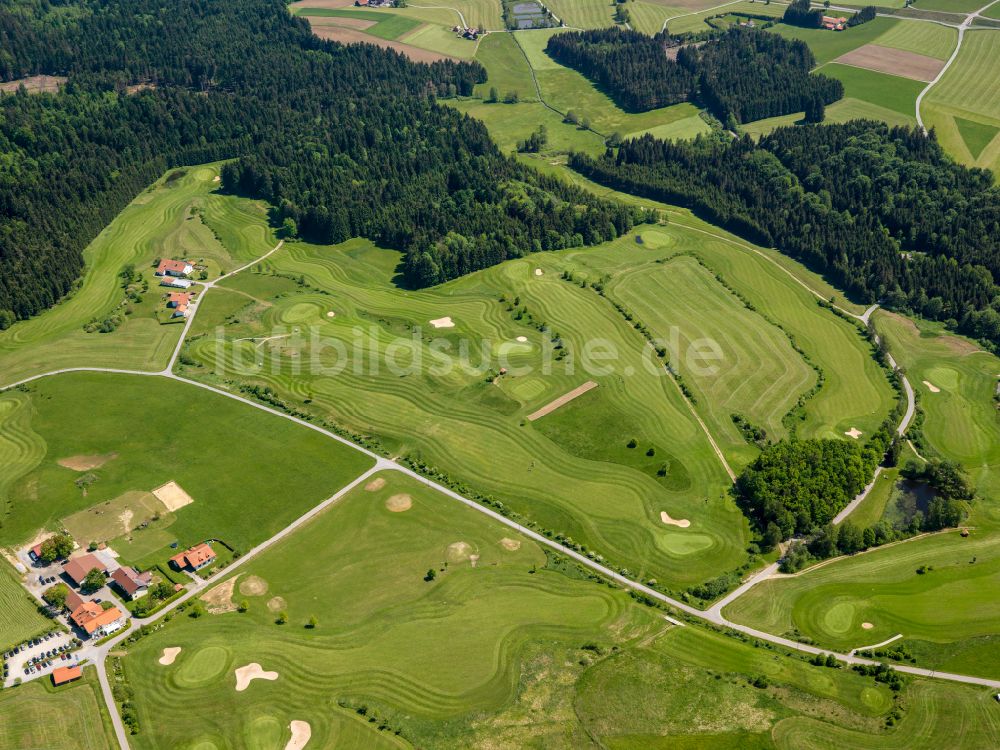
[834, 44, 944, 82]
[527, 380, 597, 421]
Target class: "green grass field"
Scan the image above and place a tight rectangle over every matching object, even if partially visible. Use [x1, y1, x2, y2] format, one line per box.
[818, 62, 925, 117]
[0, 561, 50, 651]
[923, 29, 1000, 172]
[0, 164, 275, 387]
[741, 96, 915, 138]
[545, 0, 617, 27]
[0, 372, 372, 565]
[471, 30, 537, 100]
[451, 100, 606, 153]
[664, 1, 785, 34]
[291, 8, 421, 39]
[772, 17, 900, 65]
[0, 668, 117, 750]
[873, 17, 957, 59]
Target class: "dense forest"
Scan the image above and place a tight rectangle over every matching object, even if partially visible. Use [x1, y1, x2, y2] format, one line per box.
[569, 122, 1000, 349]
[0, 0, 636, 323]
[545, 27, 842, 123]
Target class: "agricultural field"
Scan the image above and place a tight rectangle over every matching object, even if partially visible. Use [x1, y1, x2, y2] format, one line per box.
[740, 97, 915, 138]
[0, 372, 372, 567]
[0, 668, 117, 750]
[115, 470, 976, 749]
[819, 63, 925, 117]
[470, 31, 536, 100]
[0, 561, 50, 652]
[664, 1, 785, 34]
[0, 164, 274, 388]
[772, 17, 901, 65]
[923, 29, 1000, 172]
[544, 0, 617, 27]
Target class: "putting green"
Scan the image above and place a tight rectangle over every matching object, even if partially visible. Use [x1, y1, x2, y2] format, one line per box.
[175, 646, 230, 687]
[822, 601, 859, 636]
[245, 715, 284, 749]
[655, 531, 714, 556]
[924, 365, 959, 391]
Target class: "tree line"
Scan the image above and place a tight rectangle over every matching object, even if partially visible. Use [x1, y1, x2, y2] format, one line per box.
[545, 27, 842, 124]
[569, 121, 1000, 350]
[0, 0, 637, 323]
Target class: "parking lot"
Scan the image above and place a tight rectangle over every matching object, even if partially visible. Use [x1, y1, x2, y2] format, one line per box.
[3, 631, 80, 687]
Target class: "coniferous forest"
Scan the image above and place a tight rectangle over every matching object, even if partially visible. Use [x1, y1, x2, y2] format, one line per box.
[545, 27, 843, 123]
[0, 0, 637, 323]
[570, 123, 1000, 349]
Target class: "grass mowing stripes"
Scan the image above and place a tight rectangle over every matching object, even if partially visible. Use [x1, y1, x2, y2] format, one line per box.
[772, 17, 900, 65]
[0, 561, 51, 652]
[544, 0, 616, 27]
[819, 63, 925, 117]
[873, 18, 958, 60]
[291, 8, 421, 39]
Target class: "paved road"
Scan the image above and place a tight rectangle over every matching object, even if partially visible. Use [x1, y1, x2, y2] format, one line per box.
[915, 0, 1000, 132]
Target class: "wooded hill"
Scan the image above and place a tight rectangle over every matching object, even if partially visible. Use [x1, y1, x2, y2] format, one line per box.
[570, 123, 1000, 350]
[545, 27, 843, 124]
[0, 0, 637, 323]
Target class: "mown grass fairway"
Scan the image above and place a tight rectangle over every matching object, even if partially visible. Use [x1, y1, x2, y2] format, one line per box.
[820, 63, 925, 117]
[0, 561, 50, 651]
[0, 165, 274, 387]
[0, 668, 116, 750]
[0, 372, 372, 564]
[180, 235, 750, 589]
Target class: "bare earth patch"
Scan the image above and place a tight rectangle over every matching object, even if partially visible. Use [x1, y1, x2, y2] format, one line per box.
[239, 575, 269, 596]
[862, 622, 874, 630]
[0, 74, 67, 93]
[57, 453, 118, 471]
[385, 493, 412, 512]
[834, 44, 944, 82]
[446, 541, 474, 563]
[845, 427, 863, 440]
[922, 380, 941, 393]
[499, 537, 521, 551]
[152, 481, 194, 511]
[267, 596, 287, 612]
[429, 316, 455, 328]
[660, 511, 691, 528]
[289, 0, 357, 8]
[527, 380, 598, 421]
[364, 477, 387, 492]
[158, 647, 182, 666]
[307, 26, 456, 63]
[234, 663, 279, 692]
[285, 720, 312, 750]
[314, 15, 376, 30]
[201, 578, 238, 614]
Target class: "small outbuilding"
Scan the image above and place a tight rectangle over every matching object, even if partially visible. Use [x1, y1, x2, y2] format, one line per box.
[52, 665, 83, 686]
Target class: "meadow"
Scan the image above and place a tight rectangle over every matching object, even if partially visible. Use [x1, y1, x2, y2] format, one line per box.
[0, 164, 275, 387]
[544, 0, 617, 27]
[923, 29, 1000, 171]
[0, 668, 116, 750]
[819, 63, 925, 117]
[114, 470, 978, 749]
[0, 560, 51, 652]
[469, 31, 537, 100]
[0, 372, 373, 566]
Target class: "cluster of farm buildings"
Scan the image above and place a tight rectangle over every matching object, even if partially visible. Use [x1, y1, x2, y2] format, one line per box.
[155, 258, 197, 317]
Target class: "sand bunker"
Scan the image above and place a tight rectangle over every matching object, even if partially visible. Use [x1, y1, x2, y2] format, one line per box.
[364, 477, 387, 492]
[385, 493, 412, 512]
[159, 647, 182, 666]
[429, 316, 455, 329]
[239, 575, 269, 597]
[326, 311, 335, 318]
[922, 380, 941, 393]
[499, 538, 521, 551]
[861, 622, 874, 630]
[213, 175, 221, 183]
[201, 578, 238, 614]
[234, 663, 279, 691]
[660, 511, 691, 528]
[152, 481, 194, 511]
[267, 596, 287, 613]
[534, 268, 543, 276]
[58, 453, 118, 471]
[446, 541, 474, 563]
[516, 336, 528, 343]
[285, 721, 312, 750]
[844, 427, 863, 440]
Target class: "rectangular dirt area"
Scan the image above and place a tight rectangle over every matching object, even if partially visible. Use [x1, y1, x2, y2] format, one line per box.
[527, 381, 598, 421]
[834, 44, 945, 82]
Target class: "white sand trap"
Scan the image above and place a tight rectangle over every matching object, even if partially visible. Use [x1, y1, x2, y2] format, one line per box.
[469, 554, 480, 567]
[326, 311, 335, 318]
[234, 663, 279, 691]
[364, 477, 386, 492]
[516, 336, 528, 343]
[429, 316, 455, 329]
[213, 175, 221, 183]
[447, 541, 473, 563]
[844, 427, 863, 440]
[57, 452, 118, 471]
[499, 537, 521, 551]
[152, 481, 194, 511]
[285, 721, 311, 750]
[239, 575, 269, 596]
[660, 511, 691, 528]
[922, 380, 941, 393]
[534, 268, 543, 276]
[158, 647, 182, 666]
[861, 622, 874, 630]
[385, 493, 412, 512]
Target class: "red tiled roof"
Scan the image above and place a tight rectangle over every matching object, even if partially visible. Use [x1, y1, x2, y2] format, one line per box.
[157, 259, 191, 275]
[70, 601, 124, 635]
[64, 589, 86, 612]
[167, 292, 192, 305]
[62, 554, 104, 586]
[52, 665, 82, 685]
[111, 566, 151, 596]
[170, 543, 216, 570]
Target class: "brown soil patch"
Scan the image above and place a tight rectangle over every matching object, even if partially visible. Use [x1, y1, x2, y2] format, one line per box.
[446, 541, 474, 563]
[364, 477, 387, 492]
[499, 537, 522, 551]
[527, 380, 598, 421]
[307, 26, 456, 63]
[312, 15, 376, 30]
[152, 481, 194, 512]
[660, 511, 691, 528]
[285, 721, 312, 750]
[267, 596, 287, 612]
[289, 0, 357, 8]
[201, 578, 238, 614]
[0, 75, 67, 94]
[57, 453, 118, 471]
[834, 44, 944, 82]
[125, 82, 157, 95]
[385, 493, 413, 512]
[158, 647, 182, 666]
[239, 575, 269, 597]
[234, 663, 279, 691]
